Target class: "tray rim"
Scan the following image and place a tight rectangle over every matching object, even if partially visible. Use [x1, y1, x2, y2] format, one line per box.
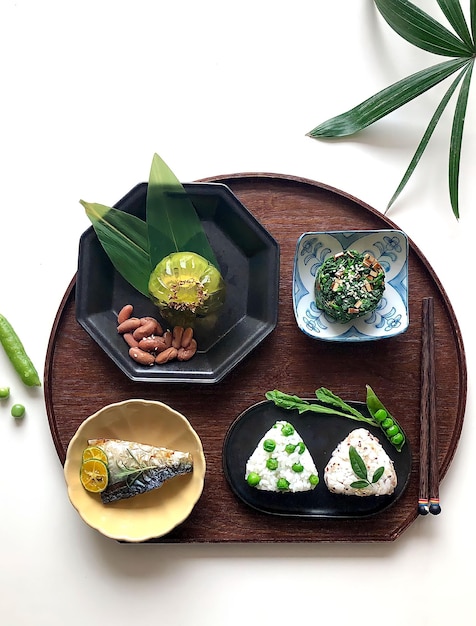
[44, 172, 468, 542]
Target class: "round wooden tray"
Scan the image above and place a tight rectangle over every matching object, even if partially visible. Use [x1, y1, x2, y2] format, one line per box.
[44, 173, 467, 542]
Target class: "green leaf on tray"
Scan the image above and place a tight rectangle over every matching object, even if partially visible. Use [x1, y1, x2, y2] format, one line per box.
[307, 0, 476, 219]
[80, 153, 224, 317]
[146, 153, 219, 270]
[80, 200, 151, 296]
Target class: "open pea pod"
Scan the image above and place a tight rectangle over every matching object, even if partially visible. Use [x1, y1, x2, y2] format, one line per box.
[365, 385, 406, 452]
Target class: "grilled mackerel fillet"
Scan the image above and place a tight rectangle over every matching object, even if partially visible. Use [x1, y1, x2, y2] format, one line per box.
[88, 438, 193, 504]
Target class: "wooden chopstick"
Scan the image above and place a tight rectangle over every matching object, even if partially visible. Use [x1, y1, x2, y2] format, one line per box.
[426, 297, 441, 515]
[418, 297, 441, 516]
[418, 298, 431, 515]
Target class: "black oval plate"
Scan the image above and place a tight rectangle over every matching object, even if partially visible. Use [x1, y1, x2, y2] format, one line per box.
[223, 400, 412, 518]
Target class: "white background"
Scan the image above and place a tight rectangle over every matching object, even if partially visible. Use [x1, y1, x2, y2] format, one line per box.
[0, 1, 474, 624]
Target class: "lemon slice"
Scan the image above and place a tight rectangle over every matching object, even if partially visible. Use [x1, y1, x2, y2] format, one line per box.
[80, 458, 109, 493]
[82, 446, 108, 464]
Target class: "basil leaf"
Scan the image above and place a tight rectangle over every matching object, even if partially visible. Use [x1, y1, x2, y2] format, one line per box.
[80, 200, 151, 296]
[436, 0, 474, 50]
[307, 58, 468, 137]
[350, 480, 370, 490]
[449, 60, 474, 218]
[349, 446, 368, 481]
[374, 0, 473, 57]
[372, 466, 385, 483]
[386, 65, 468, 212]
[146, 153, 219, 269]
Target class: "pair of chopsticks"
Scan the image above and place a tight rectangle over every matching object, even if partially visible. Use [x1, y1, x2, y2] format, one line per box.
[418, 297, 441, 516]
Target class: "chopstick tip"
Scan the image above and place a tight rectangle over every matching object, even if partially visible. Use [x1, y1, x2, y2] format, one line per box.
[418, 501, 429, 515]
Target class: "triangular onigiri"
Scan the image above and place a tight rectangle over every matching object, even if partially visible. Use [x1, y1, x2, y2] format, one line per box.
[324, 428, 397, 496]
[245, 420, 319, 492]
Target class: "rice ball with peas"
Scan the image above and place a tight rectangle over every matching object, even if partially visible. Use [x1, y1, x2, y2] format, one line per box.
[245, 420, 319, 493]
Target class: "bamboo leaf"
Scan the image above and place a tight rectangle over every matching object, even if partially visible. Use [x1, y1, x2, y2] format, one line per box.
[449, 60, 474, 218]
[436, 0, 474, 49]
[386, 64, 468, 212]
[146, 153, 219, 269]
[307, 58, 468, 137]
[374, 0, 473, 56]
[80, 200, 151, 296]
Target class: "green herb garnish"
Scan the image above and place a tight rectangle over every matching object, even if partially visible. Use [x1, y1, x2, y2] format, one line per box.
[265, 386, 407, 452]
[349, 446, 385, 489]
[307, 0, 475, 219]
[265, 389, 377, 426]
[115, 448, 158, 488]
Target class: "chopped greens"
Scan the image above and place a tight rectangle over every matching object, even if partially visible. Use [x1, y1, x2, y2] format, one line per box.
[314, 250, 385, 323]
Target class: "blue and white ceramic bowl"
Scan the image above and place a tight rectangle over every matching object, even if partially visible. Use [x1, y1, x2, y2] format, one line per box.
[293, 230, 409, 342]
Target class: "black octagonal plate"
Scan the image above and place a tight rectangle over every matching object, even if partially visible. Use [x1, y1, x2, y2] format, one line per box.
[76, 182, 280, 383]
[223, 400, 411, 518]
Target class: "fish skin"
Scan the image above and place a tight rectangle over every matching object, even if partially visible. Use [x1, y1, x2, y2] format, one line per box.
[87, 438, 193, 504]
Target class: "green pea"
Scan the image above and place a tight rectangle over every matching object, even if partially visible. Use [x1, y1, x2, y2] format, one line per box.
[277, 478, 290, 490]
[391, 433, 404, 446]
[386, 424, 399, 437]
[263, 439, 276, 452]
[285, 443, 297, 454]
[374, 408, 387, 422]
[11, 403, 25, 419]
[297, 442, 306, 454]
[247, 472, 261, 486]
[281, 423, 295, 437]
[0, 386, 10, 399]
[266, 458, 278, 471]
[292, 462, 304, 473]
[381, 418, 394, 430]
[309, 474, 319, 486]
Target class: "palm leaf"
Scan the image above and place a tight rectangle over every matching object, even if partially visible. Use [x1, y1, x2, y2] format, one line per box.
[449, 60, 474, 218]
[80, 200, 151, 296]
[307, 57, 468, 137]
[386, 64, 469, 212]
[374, 0, 473, 56]
[436, 0, 474, 48]
[471, 0, 476, 42]
[146, 153, 219, 269]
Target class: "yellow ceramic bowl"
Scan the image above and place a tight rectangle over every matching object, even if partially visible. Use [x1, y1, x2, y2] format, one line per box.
[64, 399, 206, 542]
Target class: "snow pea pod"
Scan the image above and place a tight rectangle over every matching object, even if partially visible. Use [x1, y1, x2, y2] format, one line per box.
[0, 314, 41, 387]
[366, 385, 406, 451]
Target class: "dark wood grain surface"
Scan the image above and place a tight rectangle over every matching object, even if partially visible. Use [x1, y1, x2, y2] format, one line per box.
[44, 173, 467, 542]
